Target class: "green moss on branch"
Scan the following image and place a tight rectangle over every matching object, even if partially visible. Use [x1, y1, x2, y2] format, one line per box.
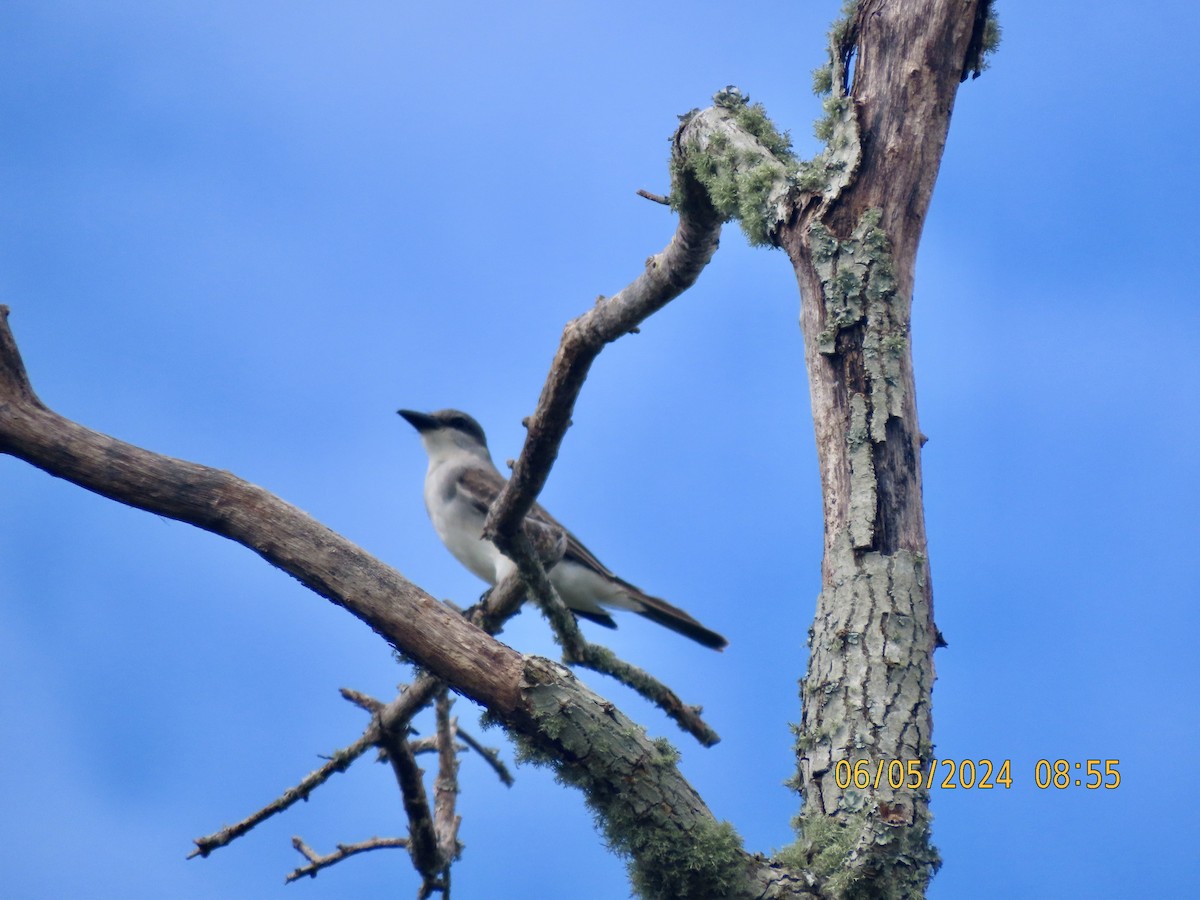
[672, 87, 796, 247]
[510, 658, 746, 899]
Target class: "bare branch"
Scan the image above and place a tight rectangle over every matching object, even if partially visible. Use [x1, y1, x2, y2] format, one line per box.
[221, 576, 528, 854]
[429, 105, 733, 746]
[456, 727, 514, 788]
[340, 687, 385, 714]
[410, 735, 454, 755]
[285, 836, 409, 883]
[188, 684, 445, 857]
[192, 660, 498, 859]
[0, 316, 526, 717]
[482, 149, 722, 550]
[384, 726, 442, 878]
[460, 140, 727, 746]
[433, 692, 463, 863]
[636, 188, 670, 205]
[190, 731, 378, 859]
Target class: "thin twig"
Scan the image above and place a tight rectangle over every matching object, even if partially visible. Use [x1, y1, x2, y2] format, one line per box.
[574, 646, 719, 746]
[340, 687, 384, 714]
[411, 735, 465, 755]
[457, 728, 514, 787]
[636, 188, 670, 205]
[285, 836, 409, 882]
[189, 731, 377, 858]
[523, 566, 715, 748]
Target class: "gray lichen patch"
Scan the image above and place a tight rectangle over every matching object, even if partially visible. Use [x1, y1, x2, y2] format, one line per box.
[846, 393, 876, 549]
[804, 2, 862, 201]
[782, 801, 939, 900]
[628, 817, 745, 900]
[713, 85, 794, 160]
[673, 75, 862, 247]
[811, 209, 907, 442]
[802, 92, 860, 200]
[776, 810, 863, 891]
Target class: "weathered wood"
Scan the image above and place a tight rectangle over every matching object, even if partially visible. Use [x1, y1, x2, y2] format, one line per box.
[775, 1, 989, 894]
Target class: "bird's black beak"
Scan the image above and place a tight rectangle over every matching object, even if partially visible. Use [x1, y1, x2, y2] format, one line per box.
[398, 409, 437, 433]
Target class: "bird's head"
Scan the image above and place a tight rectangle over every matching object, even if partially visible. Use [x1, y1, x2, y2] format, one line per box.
[398, 408, 490, 458]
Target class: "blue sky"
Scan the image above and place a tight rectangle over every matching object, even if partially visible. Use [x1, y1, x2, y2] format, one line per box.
[1, 2, 1197, 898]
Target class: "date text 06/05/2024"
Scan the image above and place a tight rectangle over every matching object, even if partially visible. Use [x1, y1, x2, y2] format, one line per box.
[832, 758, 1122, 791]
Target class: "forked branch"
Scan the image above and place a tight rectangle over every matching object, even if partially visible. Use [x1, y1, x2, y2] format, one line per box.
[286, 836, 410, 884]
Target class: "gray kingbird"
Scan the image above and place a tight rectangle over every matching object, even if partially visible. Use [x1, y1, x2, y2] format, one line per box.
[398, 408, 727, 650]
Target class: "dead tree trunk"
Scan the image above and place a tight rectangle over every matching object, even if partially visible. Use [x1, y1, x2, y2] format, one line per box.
[774, 1, 994, 893]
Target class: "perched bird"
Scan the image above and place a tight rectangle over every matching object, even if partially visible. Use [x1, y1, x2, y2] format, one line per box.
[398, 408, 727, 650]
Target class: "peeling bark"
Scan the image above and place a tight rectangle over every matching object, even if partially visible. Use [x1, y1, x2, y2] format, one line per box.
[776, 1, 989, 894]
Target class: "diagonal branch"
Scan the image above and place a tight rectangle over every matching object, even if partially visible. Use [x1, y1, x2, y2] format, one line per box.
[481, 132, 723, 550]
[473, 99, 802, 747]
[573, 645, 718, 746]
[189, 730, 378, 859]
[0, 308, 524, 714]
[457, 726, 514, 787]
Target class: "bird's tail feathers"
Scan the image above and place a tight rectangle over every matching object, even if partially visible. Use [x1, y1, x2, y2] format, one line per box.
[632, 593, 727, 651]
[571, 607, 618, 629]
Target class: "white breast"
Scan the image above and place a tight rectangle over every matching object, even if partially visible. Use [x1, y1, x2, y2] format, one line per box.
[423, 457, 510, 585]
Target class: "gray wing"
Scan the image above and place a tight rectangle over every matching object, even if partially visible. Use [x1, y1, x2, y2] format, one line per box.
[527, 500, 615, 577]
[462, 468, 726, 649]
[533, 501, 726, 649]
[458, 466, 567, 565]
[454, 464, 506, 517]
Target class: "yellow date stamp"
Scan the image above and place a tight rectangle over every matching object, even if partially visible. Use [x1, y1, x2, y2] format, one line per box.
[833, 758, 1121, 790]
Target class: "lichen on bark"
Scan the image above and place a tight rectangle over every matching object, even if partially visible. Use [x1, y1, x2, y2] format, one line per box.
[846, 393, 876, 549]
[804, 1, 862, 199]
[670, 87, 796, 247]
[811, 209, 907, 443]
[783, 806, 939, 900]
[789, 531, 939, 896]
[509, 657, 746, 900]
